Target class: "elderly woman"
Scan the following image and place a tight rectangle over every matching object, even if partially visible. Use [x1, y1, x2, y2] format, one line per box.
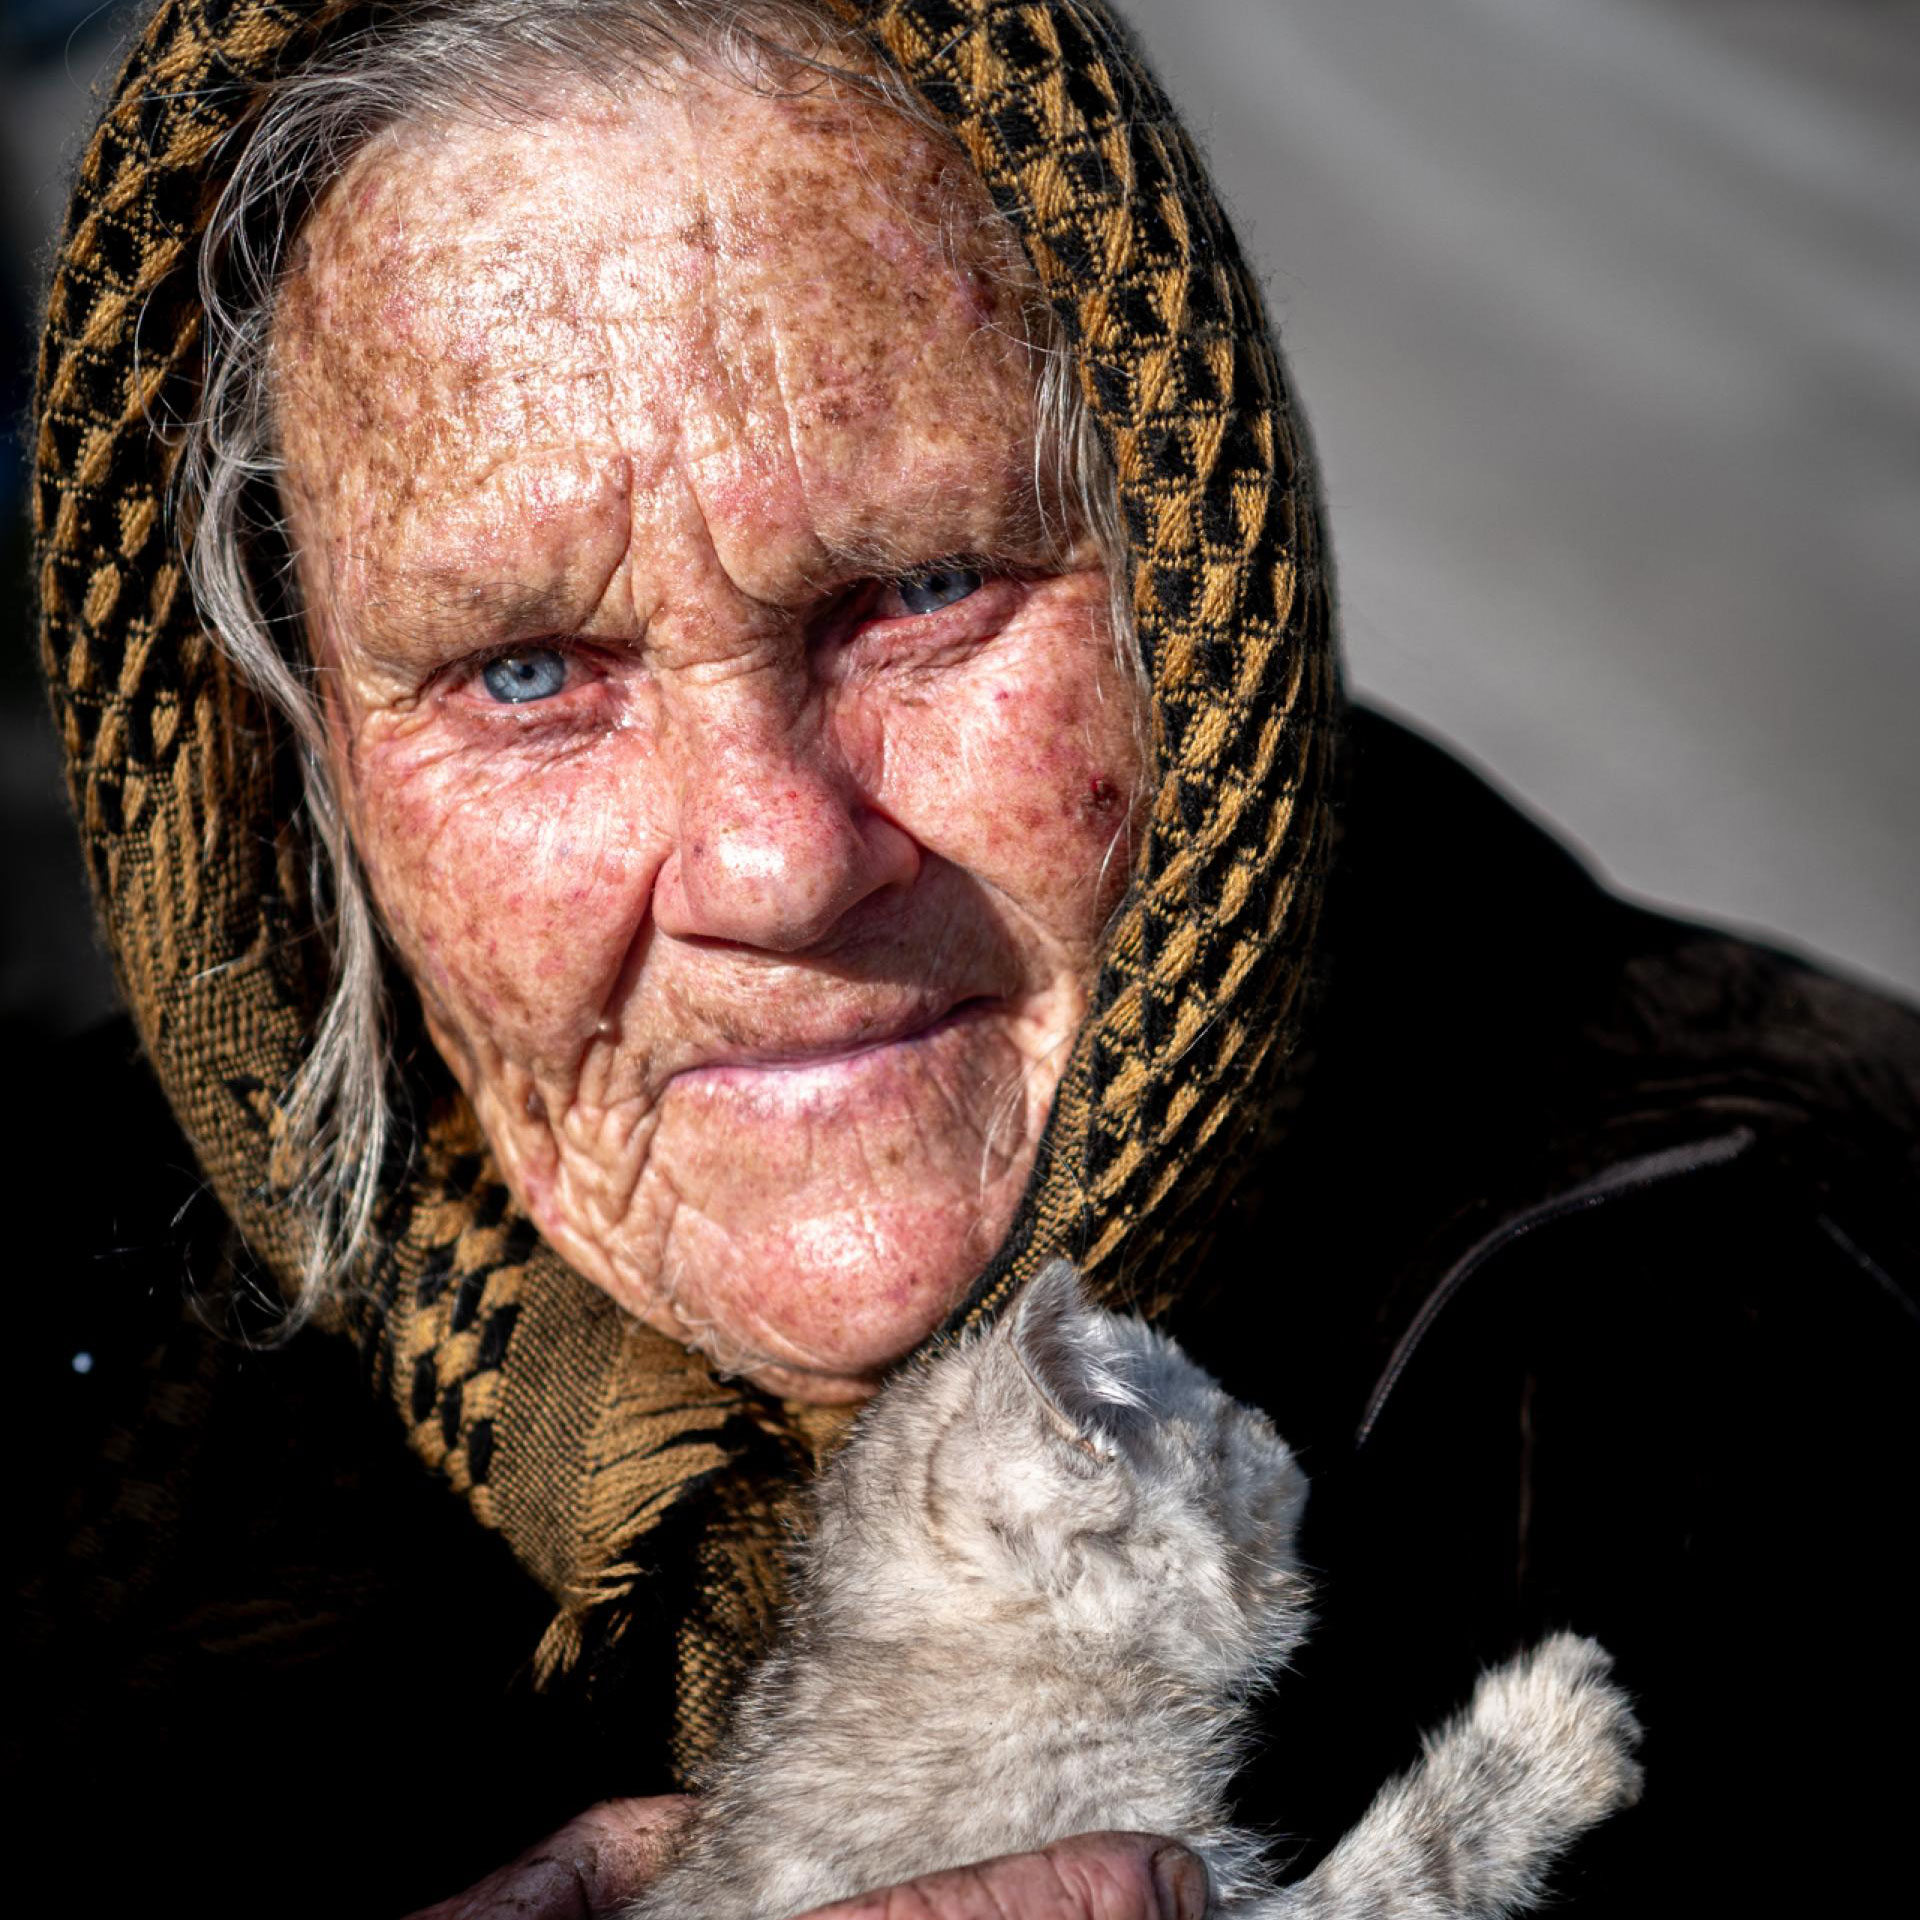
[17, 2, 1919, 1916]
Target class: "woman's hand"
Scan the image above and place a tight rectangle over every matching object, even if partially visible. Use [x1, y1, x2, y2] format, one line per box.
[401, 1804, 1209, 1920]
[400, 1797, 694, 1919]
[797, 1833, 1209, 1920]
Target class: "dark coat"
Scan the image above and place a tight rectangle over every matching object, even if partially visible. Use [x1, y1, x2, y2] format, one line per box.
[11, 710, 1917, 1914]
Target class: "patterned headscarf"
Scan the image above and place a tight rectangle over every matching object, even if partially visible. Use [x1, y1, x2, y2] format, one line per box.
[35, 0, 1339, 1769]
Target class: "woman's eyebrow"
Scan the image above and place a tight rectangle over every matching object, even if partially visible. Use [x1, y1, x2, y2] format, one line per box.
[812, 516, 1050, 580]
[813, 536, 990, 576]
[356, 569, 586, 658]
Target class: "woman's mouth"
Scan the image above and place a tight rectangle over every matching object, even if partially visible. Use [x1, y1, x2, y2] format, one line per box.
[673, 997, 1001, 1109]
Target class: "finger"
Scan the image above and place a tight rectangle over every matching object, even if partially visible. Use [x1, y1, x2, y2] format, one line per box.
[401, 1793, 696, 1920]
[797, 1832, 1209, 1920]
[401, 1853, 593, 1920]
[552, 1797, 697, 1909]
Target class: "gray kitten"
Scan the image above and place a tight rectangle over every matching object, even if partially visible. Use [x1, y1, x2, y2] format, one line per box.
[628, 1261, 1642, 1920]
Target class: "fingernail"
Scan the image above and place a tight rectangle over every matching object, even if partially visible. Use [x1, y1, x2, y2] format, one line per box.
[1151, 1844, 1208, 1920]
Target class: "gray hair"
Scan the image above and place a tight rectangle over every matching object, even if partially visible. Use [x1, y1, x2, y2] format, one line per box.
[176, 0, 1133, 1324]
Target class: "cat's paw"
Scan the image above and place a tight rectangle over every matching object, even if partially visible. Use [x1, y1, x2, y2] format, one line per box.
[1468, 1631, 1645, 1829]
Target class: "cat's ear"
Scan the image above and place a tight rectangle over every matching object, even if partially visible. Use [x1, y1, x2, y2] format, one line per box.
[998, 1260, 1143, 1461]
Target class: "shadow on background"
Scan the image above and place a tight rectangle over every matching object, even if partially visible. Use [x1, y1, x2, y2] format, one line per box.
[3, 1, 124, 1036]
[5, 0, 1918, 1040]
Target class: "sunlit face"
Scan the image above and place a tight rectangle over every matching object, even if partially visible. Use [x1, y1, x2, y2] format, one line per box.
[272, 68, 1144, 1402]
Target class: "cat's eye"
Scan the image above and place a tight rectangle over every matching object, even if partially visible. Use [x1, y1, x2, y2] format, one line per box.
[480, 648, 569, 704]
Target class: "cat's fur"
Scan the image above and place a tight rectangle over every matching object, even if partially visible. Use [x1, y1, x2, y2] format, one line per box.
[627, 1262, 1642, 1919]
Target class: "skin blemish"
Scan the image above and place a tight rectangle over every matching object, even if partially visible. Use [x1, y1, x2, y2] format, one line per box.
[1085, 776, 1120, 817]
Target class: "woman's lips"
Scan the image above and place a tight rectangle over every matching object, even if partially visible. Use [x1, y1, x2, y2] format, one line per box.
[672, 997, 999, 1104]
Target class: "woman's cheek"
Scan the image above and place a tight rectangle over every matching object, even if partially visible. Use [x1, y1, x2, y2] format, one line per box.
[349, 728, 659, 1054]
[875, 611, 1142, 921]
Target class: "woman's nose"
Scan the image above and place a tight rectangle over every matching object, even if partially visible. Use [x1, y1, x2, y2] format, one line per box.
[650, 713, 921, 952]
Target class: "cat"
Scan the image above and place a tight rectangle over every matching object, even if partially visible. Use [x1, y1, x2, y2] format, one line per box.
[626, 1260, 1643, 1920]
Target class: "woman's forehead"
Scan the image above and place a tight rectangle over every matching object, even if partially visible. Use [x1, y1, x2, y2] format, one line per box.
[273, 73, 1047, 604]
[288, 75, 1000, 320]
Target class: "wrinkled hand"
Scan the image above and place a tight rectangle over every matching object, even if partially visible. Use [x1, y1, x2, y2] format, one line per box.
[402, 1804, 1208, 1920]
[400, 1796, 694, 1919]
[798, 1832, 1209, 1920]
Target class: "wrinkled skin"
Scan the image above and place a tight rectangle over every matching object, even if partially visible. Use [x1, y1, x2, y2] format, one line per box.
[397, 1795, 1206, 1920]
[273, 68, 1144, 1404]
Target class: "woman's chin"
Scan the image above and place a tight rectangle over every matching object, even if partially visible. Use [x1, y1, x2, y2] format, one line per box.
[647, 1197, 1017, 1402]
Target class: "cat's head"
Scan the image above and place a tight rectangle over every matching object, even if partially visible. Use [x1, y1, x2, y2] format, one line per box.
[817, 1261, 1310, 1690]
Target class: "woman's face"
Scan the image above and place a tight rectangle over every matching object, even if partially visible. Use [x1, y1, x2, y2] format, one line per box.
[273, 71, 1144, 1401]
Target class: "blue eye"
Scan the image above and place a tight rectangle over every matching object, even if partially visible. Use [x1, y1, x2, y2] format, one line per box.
[893, 566, 984, 615]
[481, 649, 568, 703]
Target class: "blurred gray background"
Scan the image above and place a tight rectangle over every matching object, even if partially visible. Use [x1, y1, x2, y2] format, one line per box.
[5, 0, 1918, 1034]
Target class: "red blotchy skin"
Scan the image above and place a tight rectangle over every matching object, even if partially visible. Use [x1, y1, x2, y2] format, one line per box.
[274, 69, 1145, 1401]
